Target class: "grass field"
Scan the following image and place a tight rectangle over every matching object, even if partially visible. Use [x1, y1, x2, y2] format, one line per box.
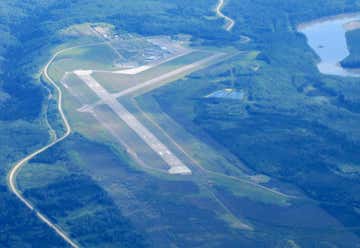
[49, 37, 289, 196]
[61, 73, 101, 105]
[92, 51, 213, 93]
[134, 95, 250, 177]
[42, 33, 306, 238]
[48, 44, 120, 82]
[38, 26, 360, 246]
[2, 0, 360, 245]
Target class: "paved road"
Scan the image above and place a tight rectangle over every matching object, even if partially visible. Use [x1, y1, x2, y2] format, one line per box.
[6, 45, 100, 248]
[6, 43, 224, 247]
[216, 0, 235, 31]
[6, 40, 293, 246]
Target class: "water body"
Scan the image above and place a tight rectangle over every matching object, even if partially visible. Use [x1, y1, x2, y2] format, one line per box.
[298, 13, 360, 77]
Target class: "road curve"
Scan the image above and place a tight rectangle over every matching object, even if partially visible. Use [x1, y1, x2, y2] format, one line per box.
[7, 41, 292, 246]
[7, 46, 82, 248]
[215, 0, 235, 31]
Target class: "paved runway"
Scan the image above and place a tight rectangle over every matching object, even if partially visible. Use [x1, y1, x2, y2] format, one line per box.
[74, 70, 192, 175]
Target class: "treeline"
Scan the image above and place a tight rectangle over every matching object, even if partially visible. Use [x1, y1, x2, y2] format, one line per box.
[24, 174, 148, 247]
[341, 29, 360, 68]
[0, 185, 68, 247]
[0, 0, 239, 246]
[23, 133, 149, 247]
[224, 0, 360, 49]
[0, 0, 237, 122]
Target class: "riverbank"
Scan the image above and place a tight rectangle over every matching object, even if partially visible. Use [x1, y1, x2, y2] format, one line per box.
[297, 12, 360, 30]
[299, 12, 360, 77]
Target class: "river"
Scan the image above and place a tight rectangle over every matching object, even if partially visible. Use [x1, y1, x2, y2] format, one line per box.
[298, 13, 360, 77]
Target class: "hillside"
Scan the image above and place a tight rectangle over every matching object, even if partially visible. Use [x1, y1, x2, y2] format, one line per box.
[1, 0, 360, 247]
[341, 28, 360, 68]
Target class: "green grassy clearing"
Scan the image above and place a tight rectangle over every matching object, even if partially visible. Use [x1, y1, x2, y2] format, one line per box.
[92, 51, 213, 93]
[62, 73, 101, 105]
[135, 94, 249, 177]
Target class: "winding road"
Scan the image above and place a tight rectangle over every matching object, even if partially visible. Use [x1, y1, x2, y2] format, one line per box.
[6, 2, 236, 244]
[7, 41, 290, 246]
[5, 43, 228, 247]
[216, 0, 235, 31]
[7, 46, 80, 248]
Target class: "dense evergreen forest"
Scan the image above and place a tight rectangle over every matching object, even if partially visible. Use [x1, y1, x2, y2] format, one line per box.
[1, 0, 360, 246]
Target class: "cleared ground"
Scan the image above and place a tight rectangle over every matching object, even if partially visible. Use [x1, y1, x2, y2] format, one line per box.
[92, 51, 212, 93]
[50, 39, 232, 175]
[45, 33, 301, 236]
[74, 70, 192, 175]
[50, 33, 292, 200]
